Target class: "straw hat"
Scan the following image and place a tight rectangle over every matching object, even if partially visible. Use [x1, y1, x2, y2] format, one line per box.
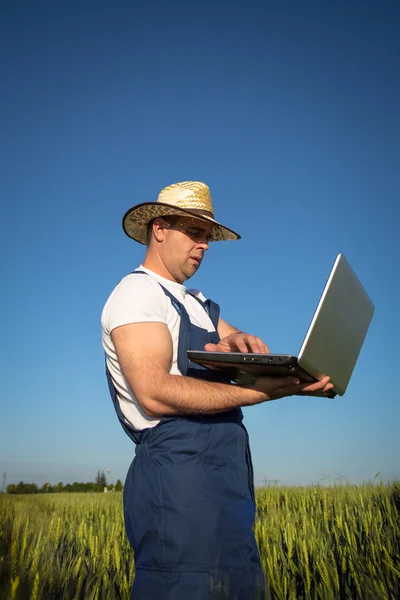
[122, 181, 241, 245]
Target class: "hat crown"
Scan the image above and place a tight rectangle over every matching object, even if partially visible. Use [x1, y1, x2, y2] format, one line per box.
[157, 181, 214, 216]
[122, 180, 240, 244]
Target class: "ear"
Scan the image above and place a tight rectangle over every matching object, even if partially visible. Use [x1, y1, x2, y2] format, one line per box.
[152, 218, 168, 242]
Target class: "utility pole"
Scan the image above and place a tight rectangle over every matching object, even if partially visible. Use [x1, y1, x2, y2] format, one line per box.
[2, 472, 6, 493]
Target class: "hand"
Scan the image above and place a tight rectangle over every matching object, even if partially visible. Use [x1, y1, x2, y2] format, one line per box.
[248, 375, 334, 401]
[205, 332, 270, 354]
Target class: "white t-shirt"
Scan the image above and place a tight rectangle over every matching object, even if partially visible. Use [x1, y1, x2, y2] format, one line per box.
[101, 266, 217, 430]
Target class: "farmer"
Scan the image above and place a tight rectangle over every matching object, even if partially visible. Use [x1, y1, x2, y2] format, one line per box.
[101, 181, 333, 599]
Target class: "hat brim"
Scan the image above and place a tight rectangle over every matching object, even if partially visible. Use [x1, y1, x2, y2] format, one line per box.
[122, 202, 241, 245]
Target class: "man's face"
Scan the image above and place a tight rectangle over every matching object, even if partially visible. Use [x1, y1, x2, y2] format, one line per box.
[156, 216, 214, 283]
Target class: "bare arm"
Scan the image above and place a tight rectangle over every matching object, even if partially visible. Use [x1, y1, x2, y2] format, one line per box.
[217, 317, 241, 339]
[111, 323, 333, 418]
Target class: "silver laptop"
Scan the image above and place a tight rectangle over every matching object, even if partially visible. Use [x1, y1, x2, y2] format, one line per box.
[187, 254, 375, 397]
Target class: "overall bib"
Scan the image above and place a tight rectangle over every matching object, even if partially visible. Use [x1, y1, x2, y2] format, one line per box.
[106, 273, 267, 599]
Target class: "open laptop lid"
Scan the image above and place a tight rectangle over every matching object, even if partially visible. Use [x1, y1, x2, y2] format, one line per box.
[297, 253, 374, 395]
[188, 254, 374, 397]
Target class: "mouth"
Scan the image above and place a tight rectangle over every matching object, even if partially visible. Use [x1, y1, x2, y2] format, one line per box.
[190, 256, 202, 266]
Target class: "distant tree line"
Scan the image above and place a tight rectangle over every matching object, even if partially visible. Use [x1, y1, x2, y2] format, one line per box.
[6, 470, 123, 494]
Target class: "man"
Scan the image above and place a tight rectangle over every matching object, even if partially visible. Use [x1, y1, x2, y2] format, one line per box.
[101, 181, 333, 600]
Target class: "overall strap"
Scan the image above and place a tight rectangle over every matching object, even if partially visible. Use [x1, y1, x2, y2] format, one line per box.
[132, 270, 192, 321]
[134, 274, 221, 375]
[133, 271, 219, 334]
[187, 292, 220, 333]
[133, 270, 220, 357]
[105, 363, 144, 444]
[154, 283, 192, 375]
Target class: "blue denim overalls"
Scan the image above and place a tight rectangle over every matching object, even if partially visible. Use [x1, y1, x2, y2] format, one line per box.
[106, 272, 267, 599]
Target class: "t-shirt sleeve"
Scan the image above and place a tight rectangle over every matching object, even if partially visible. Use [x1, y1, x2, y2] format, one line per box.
[104, 275, 168, 334]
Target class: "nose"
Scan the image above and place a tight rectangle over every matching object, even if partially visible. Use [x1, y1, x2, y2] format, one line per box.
[196, 240, 209, 251]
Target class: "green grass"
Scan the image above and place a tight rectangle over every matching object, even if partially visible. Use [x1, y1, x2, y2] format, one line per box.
[0, 484, 399, 599]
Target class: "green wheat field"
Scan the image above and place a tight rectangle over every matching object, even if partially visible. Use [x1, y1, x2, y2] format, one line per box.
[1, 484, 399, 600]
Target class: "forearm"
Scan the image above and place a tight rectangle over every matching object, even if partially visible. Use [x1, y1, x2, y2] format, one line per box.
[142, 373, 266, 417]
[217, 317, 242, 339]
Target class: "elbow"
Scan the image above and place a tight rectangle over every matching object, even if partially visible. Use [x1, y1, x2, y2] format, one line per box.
[138, 394, 166, 419]
[128, 375, 171, 418]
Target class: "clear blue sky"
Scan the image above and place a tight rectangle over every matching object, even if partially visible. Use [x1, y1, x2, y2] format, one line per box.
[1, 0, 399, 488]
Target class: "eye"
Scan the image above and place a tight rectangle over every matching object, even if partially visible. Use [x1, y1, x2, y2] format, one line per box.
[186, 226, 211, 242]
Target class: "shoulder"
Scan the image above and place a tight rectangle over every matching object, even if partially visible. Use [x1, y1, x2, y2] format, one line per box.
[101, 272, 168, 333]
[114, 271, 165, 298]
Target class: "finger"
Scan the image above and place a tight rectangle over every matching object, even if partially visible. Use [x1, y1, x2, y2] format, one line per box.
[253, 337, 270, 354]
[244, 335, 256, 353]
[204, 343, 231, 352]
[204, 341, 234, 353]
[297, 382, 322, 394]
[322, 383, 335, 392]
[224, 334, 249, 352]
[257, 338, 270, 354]
[235, 338, 249, 352]
[300, 376, 331, 393]
[204, 343, 220, 352]
[246, 336, 267, 354]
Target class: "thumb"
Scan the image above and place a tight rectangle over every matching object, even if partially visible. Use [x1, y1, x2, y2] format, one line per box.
[204, 343, 219, 352]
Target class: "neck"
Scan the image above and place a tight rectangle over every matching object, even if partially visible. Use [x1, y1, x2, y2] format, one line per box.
[142, 249, 183, 284]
